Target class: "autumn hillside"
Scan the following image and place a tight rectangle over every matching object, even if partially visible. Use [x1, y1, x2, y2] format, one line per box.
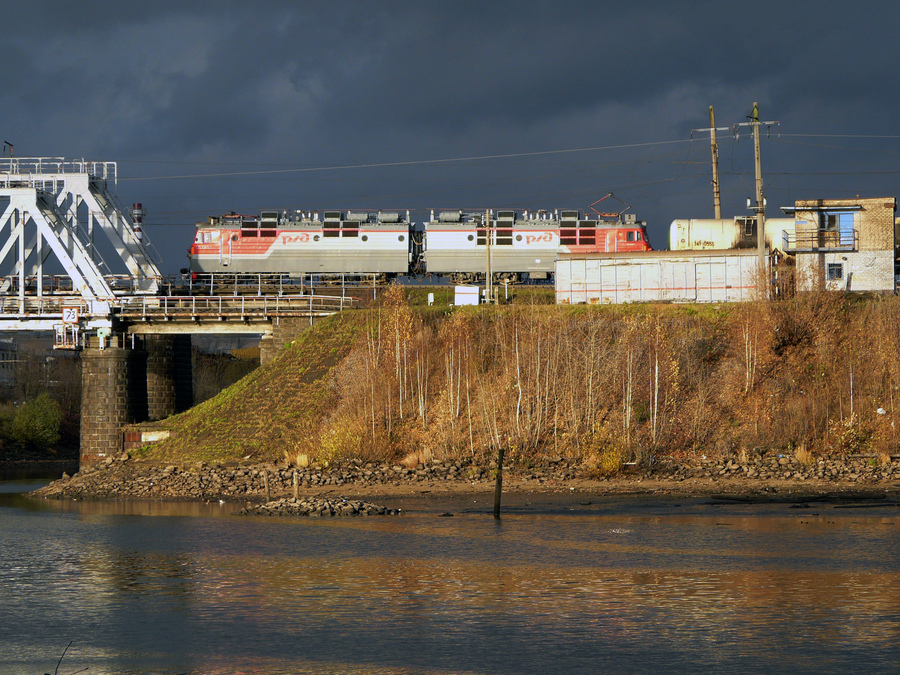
[134, 287, 900, 472]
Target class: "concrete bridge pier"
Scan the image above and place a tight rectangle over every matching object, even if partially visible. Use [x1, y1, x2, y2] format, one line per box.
[80, 334, 193, 464]
[80, 345, 147, 463]
[259, 333, 277, 366]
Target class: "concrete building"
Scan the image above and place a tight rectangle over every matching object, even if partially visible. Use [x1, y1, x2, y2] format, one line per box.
[782, 197, 897, 292]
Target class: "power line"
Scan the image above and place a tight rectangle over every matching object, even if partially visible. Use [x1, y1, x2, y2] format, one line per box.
[119, 138, 693, 182]
[769, 170, 900, 176]
[780, 133, 900, 139]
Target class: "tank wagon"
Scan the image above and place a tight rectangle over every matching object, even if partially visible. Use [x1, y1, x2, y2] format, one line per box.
[187, 208, 652, 284]
[669, 216, 795, 252]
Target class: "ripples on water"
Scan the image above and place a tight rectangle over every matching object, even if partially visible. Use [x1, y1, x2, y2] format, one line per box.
[1, 483, 898, 674]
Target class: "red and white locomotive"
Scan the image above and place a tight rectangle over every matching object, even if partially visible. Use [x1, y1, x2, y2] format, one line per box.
[188, 209, 412, 281]
[187, 206, 652, 283]
[422, 209, 651, 283]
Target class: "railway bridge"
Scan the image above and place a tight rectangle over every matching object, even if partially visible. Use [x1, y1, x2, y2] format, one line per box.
[0, 158, 355, 463]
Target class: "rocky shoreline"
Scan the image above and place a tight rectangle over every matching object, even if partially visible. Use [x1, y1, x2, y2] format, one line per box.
[237, 496, 400, 517]
[30, 451, 900, 505]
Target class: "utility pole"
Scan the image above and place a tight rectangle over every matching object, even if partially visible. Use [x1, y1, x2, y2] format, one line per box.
[709, 106, 721, 219]
[733, 102, 775, 288]
[692, 112, 730, 218]
[751, 102, 765, 284]
[698, 103, 779, 294]
[484, 209, 492, 304]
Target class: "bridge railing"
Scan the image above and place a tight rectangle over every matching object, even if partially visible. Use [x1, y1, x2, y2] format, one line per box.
[113, 293, 358, 319]
[0, 157, 116, 184]
[0, 292, 356, 321]
[0, 273, 388, 297]
[0, 274, 173, 297]
[0, 295, 87, 317]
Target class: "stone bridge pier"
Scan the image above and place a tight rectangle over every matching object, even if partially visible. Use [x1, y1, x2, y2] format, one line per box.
[259, 317, 318, 365]
[80, 334, 193, 464]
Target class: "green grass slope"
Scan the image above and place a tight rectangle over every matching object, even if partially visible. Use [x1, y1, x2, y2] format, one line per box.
[133, 311, 367, 464]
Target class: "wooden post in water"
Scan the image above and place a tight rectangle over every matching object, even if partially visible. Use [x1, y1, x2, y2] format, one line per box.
[493, 446, 505, 519]
[263, 470, 271, 502]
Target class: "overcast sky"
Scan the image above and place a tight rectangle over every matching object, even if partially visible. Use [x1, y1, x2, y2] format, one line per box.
[4, 1, 899, 272]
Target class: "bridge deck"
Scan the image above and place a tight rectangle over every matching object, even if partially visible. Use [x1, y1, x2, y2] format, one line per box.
[0, 293, 357, 335]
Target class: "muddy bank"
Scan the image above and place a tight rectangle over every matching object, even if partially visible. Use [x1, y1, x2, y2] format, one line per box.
[31, 452, 900, 505]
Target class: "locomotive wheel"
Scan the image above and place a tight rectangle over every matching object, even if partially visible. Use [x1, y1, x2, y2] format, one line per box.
[496, 272, 521, 284]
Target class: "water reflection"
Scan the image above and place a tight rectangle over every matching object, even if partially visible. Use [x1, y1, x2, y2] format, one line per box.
[1, 494, 899, 674]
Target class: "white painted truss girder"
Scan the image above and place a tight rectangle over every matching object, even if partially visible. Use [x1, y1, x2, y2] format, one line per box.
[0, 157, 162, 295]
[62, 172, 162, 293]
[0, 188, 114, 312]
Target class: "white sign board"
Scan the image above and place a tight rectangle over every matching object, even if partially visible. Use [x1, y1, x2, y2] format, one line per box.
[61, 307, 79, 324]
[454, 286, 480, 306]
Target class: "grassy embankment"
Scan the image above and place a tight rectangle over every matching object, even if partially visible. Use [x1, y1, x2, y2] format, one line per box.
[133, 286, 900, 473]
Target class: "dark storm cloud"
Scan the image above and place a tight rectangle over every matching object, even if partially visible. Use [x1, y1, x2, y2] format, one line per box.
[3, 1, 900, 270]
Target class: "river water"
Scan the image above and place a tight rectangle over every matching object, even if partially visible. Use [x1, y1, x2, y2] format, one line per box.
[1, 476, 899, 675]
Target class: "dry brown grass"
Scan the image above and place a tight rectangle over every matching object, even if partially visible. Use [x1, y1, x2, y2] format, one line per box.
[794, 444, 815, 467]
[139, 293, 900, 468]
[583, 447, 625, 477]
[400, 449, 431, 469]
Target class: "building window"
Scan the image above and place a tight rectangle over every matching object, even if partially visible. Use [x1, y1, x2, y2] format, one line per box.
[825, 212, 854, 231]
[823, 212, 856, 248]
[826, 262, 843, 281]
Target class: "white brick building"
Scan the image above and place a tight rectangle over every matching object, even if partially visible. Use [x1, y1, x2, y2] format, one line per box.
[782, 197, 897, 292]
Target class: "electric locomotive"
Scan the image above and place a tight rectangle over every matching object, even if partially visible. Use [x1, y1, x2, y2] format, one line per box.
[186, 207, 652, 284]
[423, 209, 651, 284]
[188, 209, 413, 282]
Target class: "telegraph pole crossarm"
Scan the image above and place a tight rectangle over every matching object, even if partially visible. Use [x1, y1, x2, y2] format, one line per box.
[484, 209, 492, 304]
[732, 103, 779, 293]
[697, 104, 780, 295]
[692, 111, 731, 220]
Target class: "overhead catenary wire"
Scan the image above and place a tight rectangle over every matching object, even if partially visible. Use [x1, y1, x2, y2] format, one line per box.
[779, 133, 900, 139]
[114, 128, 900, 226]
[118, 138, 694, 182]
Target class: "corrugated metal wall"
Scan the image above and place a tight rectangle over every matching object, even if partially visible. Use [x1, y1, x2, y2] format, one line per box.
[556, 251, 761, 304]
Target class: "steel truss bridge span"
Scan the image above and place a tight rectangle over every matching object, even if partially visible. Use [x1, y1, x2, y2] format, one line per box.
[0, 158, 359, 347]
